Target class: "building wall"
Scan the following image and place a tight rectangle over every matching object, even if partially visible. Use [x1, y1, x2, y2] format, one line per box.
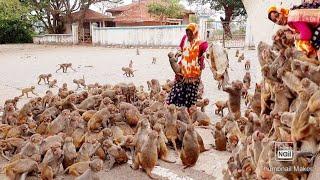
[242, 0, 302, 46]
[92, 25, 186, 47]
[33, 34, 73, 44]
[115, 21, 162, 27]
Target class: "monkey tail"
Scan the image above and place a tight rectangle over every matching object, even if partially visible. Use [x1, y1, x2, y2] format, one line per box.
[63, 166, 71, 174]
[1, 151, 11, 161]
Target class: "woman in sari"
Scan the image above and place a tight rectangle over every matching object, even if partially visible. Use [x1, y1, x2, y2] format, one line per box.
[166, 23, 208, 111]
[267, 2, 320, 59]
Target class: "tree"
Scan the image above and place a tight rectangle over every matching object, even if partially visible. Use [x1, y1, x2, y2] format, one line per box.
[188, 0, 247, 38]
[147, 0, 185, 25]
[0, 0, 34, 43]
[21, 0, 122, 34]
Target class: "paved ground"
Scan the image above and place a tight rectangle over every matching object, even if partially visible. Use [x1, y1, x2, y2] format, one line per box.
[0, 44, 262, 180]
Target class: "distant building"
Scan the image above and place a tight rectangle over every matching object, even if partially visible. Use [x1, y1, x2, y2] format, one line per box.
[106, 0, 195, 26]
[65, 9, 115, 42]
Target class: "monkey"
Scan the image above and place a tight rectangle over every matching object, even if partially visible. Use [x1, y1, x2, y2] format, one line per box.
[78, 138, 101, 162]
[17, 102, 33, 125]
[180, 124, 200, 169]
[48, 79, 58, 88]
[153, 123, 176, 163]
[214, 100, 228, 117]
[177, 106, 192, 124]
[168, 51, 181, 74]
[87, 83, 101, 92]
[238, 53, 244, 62]
[40, 134, 64, 156]
[15, 133, 42, 162]
[75, 159, 103, 180]
[82, 110, 97, 122]
[99, 97, 113, 110]
[87, 108, 112, 132]
[149, 79, 161, 99]
[243, 72, 251, 89]
[63, 161, 90, 176]
[213, 122, 227, 151]
[77, 95, 103, 112]
[223, 80, 243, 119]
[235, 49, 239, 57]
[0, 137, 26, 159]
[195, 98, 209, 112]
[244, 60, 251, 70]
[251, 83, 262, 115]
[241, 83, 249, 99]
[41, 90, 54, 108]
[129, 60, 133, 68]
[152, 57, 157, 64]
[0, 124, 13, 139]
[38, 73, 52, 84]
[73, 76, 86, 90]
[46, 109, 71, 135]
[136, 48, 140, 55]
[121, 67, 136, 77]
[2, 103, 18, 125]
[6, 124, 32, 138]
[131, 119, 151, 161]
[131, 130, 159, 179]
[270, 83, 291, 116]
[164, 104, 179, 155]
[102, 139, 128, 169]
[119, 102, 140, 126]
[63, 137, 78, 169]
[42, 142, 64, 175]
[56, 63, 76, 73]
[189, 105, 211, 126]
[19, 86, 38, 98]
[3, 158, 39, 180]
[4, 97, 19, 110]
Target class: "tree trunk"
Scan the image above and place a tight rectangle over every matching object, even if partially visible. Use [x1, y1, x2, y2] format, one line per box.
[221, 5, 234, 39]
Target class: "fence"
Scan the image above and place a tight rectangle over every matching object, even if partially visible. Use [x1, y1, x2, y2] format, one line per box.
[33, 34, 73, 44]
[205, 21, 246, 48]
[91, 25, 186, 47]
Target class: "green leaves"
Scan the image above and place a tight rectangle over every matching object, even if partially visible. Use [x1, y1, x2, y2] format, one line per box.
[147, 0, 184, 19]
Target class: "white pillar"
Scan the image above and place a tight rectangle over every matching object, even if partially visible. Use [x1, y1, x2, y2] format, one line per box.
[198, 15, 210, 41]
[245, 21, 255, 49]
[72, 23, 79, 45]
[92, 23, 98, 46]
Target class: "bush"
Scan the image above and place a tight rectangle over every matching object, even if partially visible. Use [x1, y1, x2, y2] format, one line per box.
[0, 18, 33, 44]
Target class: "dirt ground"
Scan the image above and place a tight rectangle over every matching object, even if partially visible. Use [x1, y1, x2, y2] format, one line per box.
[0, 44, 262, 180]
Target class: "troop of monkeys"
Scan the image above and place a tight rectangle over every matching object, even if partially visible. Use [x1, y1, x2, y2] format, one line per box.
[0, 70, 215, 179]
[213, 27, 320, 180]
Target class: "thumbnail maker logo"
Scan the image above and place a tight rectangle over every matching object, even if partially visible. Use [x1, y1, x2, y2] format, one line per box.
[275, 142, 294, 161]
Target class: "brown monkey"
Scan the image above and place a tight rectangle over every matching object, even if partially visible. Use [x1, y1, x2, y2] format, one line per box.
[136, 48, 140, 55]
[153, 123, 176, 163]
[132, 119, 151, 155]
[177, 107, 192, 124]
[48, 79, 58, 88]
[180, 124, 200, 169]
[213, 122, 227, 151]
[129, 60, 133, 68]
[152, 57, 157, 64]
[270, 83, 291, 115]
[245, 60, 250, 70]
[63, 137, 77, 169]
[165, 104, 179, 155]
[17, 133, 42, 162]
[3, 158, 39, 180]
[2, 103, 18, 125]
[149, 79, 161, 99]
[243, 72, 251, 88]
[40, 163, 53, 180]
[251, 83, 262, 115]
[77, 95, 103, 111]
[47, 109, 71, 135]
[63, 161, 90, 176]
[42, 142, 64, 175]
[102, 139, 128, 169]
[17, 102, 33, 125]
[189, 105, 211, 126]
[56, 63, 76, 73]
[38, 73, 52, 84]
[119, 102, 140, 126]
[223, 81, 243, 119]
[195, 98, 209, 112]
[131, 130, 159, 179]
[4, 97, 19, 110]
[168, 51, 181, 74]
[6, 124, 31, 138]
[78, 139, 100, 161]
[235, 50, 239, 57]
[122, 67, 136, 77]
[73, 76, 86, 90]
[19, 86, 38, 98]
[75, 159, 103, 180]
[82, 110, 97, 121]
[238, 53, 244, 62]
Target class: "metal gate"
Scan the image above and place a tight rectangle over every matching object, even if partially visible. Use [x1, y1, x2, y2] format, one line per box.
[204, 21, 246, 48]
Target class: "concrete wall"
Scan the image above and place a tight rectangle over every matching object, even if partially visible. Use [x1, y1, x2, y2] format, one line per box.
[33, 34, 73, 44]
[242, 0, 301, 46]
[92, 25, 187, 47]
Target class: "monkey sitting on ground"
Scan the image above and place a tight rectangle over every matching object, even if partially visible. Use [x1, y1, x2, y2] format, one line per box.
[223, 80, 243, 119]
[19, 86, 38, 98]
[48, 79, 58, 88]
[180, 124, 200, 169]
[235, 50, 239, 57]
[245, 60, 251, 70]
[164, 104, 179, 155]
[189, 105, 211, 126]
[238, 53, 244, 62]
[195, 98, 209, 112]
[213, 122, 227, 151]
[75, 159, 103, 180]
[37, 73, 52, 84]
[102, 139, 128, 169]
[122, 67, 136, 77]
[56, 63, 76, 73]
[63, 137, 77, 169]
[214, 100, 228, 117]
[131, 130, 159, 179]
[2, 103, 18, 125]
[4, 97, 19, 110]
[153, 123, 176, 163]
[243, 72, 251, 89]
[3, 158, 39, 180]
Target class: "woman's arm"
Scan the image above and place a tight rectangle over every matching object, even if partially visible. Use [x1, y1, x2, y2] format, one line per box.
[291, 21, 313, 41]
[199, 41, 209, 70]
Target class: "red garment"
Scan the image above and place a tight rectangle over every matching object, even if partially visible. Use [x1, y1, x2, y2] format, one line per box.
[291, 21, 313, 41]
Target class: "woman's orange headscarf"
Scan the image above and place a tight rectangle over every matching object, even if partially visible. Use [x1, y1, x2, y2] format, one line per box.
[267, 5, 289, 21]
[186, 23, 199, 36]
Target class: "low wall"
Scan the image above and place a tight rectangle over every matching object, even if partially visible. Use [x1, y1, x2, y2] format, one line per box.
[92, 25, 187, 47]
[33, 34, 73, 44]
